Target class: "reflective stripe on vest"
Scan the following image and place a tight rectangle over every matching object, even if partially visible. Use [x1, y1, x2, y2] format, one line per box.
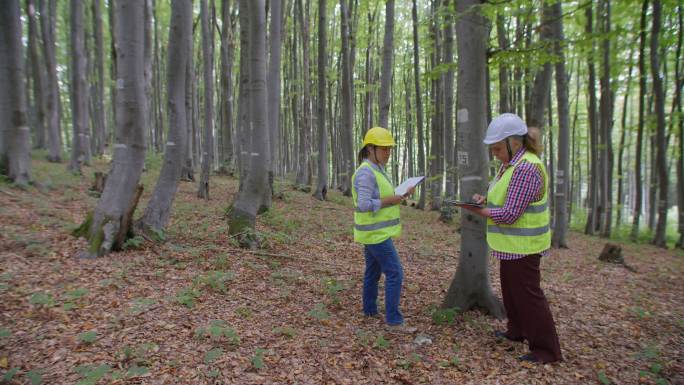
[485, 151, 551, 254]
[352, 161, 402, 244]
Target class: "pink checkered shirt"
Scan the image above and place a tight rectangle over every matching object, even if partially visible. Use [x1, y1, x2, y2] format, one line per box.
[488, 148, 549, 261]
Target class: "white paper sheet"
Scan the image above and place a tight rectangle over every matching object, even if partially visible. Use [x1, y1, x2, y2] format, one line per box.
[394, 176, 425, 196]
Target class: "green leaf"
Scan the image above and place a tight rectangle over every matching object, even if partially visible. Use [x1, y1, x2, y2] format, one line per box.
[206, 369, 220, 378]
[78, 331, 97, 344]
[126, 365, 149, 377]
[204, 348, 223, 365]
[29, 292, 54, 307]
[75, 364, 110, 385]
[1, 368, 18, 382]
[65, 288, 89, 300]
[597, 370, 612, 385]
[0, 328, 10, 338]
[26, 369, 43, 385]
[650, 362, 663, 374]
[250, 351, 265, 370]
[63, 302, 76, 311]
[373, 335, 390, 349]
[307, 303, 330, 320]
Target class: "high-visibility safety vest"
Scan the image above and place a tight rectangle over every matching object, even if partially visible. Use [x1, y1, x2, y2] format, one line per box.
[351, 161, 401, 245]
[486, 151, 551, 254]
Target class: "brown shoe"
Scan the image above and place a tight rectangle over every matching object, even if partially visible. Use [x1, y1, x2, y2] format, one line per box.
[385, 323, 418, 334]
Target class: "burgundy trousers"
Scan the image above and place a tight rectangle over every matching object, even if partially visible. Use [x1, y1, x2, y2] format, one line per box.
[500, 254, 563, 363]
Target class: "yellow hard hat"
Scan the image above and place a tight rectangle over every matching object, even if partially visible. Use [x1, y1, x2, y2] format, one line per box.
[362, 127, 396, 147]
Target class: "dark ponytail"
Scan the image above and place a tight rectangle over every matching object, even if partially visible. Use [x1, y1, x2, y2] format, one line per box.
[357, 145, 370, 165]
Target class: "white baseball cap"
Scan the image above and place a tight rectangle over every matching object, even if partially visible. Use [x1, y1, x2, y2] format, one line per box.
[483, 113, 528, 144]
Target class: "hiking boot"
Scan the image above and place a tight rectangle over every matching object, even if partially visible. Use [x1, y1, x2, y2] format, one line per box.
[385, 323, 417, 334]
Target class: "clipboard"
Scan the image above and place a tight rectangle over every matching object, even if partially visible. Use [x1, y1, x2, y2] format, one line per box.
[443, 199, 484, 208]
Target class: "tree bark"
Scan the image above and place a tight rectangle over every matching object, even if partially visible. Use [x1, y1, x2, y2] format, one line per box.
[295, 0, 312, 187]
[496, 13, 510, 113]
[27, 0, 47, 150]
[267, 0, 283, 188]
[228, 0, 270, 248]
[40, 0, 61, 162]
[598, 0, 614, 238]
[79, 0, 146, 258]
[91, 0, 106, 156]
[197, 0, 215, 199]
[339, 0, 355, 196]
[442, 0, 455, 201]
[412, 0, 426, 210]
[585, 4, 600, 235]
[650, 0, 668, 247]
[378, 0, 394, 128]
[136, 0, 191, 233]
[313, 0, 328, 201]
[551, 1, 570, 248]
[0, 0, 32, 186]
[525, 3, 553, 130]
[219, 0, 235, 174]
[675, 5, 684, 248]
[68, 0, 90, 173]
[616, 48, 635, 227]
[442, 0, 504, 319]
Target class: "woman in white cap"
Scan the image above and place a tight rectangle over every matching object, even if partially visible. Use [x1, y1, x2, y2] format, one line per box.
[460, 113, 562, 363]
[352, 126, 416, 334]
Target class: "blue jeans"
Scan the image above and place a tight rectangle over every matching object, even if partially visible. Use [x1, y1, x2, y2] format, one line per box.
[363, 238, 404, 325]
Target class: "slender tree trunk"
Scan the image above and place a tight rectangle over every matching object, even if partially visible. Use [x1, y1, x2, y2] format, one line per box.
[68, 0, 90, 173]
[0, 0, 32, 185]
[313, 0, 328, 200]
[339, 0, 355, 196]
[27, 0, 47, 150]
[442, 0, 455, 201]
[363, 8, 376, 132]
[143, 0, 153, 152]
[267, 0, 283, 186]
[77, 0, 146, 258]
[40, 0, 61, 162]
[91, 0, 106, 156]
[551, 1, 570, 248]
[182, 29, 196, 182]
[136, 0, 191, 233]
[295, 0, 311, 186]
[228, 0, 270, 248]
[675, 5, 684, 248]
[650, 0, 668, 247]
[598, 0, 614, 238]
[412, 0, 426, 210]
[378, 0, 394, 128]
[108, 0, 117, 151]
[496, 13, 510, 113]
[616, 48, 635, 227]
[197, 0, 215, 199]
[631, 0, 649, 241]
[219, 0, 235, 174]
[442, 0, 504, 319]
[429, 2, 443, 211]
[585, 4, 600, 235]
[526, 3, 553, 130]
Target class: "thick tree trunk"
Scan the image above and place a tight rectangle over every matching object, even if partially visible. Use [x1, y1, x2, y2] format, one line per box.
[143, 0, 153, 152]
[40, 0, 61, 162]
[27, 0, 47, 150]
[136, 0, 191, 234]
[267, 0, 283, 186]
[313, 0, 328, 201]
[0, 0, 32, 185]
[228, 0, 270, 248]
[91, 0, 106, 156]
[78, 0, 146, 258]
[585, 4, 600, 235]
[650, 0, 668, 247]
[442, 0, 504, 319]
[412, 0, 426, 210]
[378, 0, 394, 128]
[197, 0, 215, 200]
[68, 0, 90, 173]
[551, 1, 570, 248]
[339, 0, 354, 196]
[675, 6, 684, 248]
[631, 0, 649, 241]
[526, 3, 553, 130]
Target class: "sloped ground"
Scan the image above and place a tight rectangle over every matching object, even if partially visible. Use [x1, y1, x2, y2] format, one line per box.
[0, 156, 682, 385]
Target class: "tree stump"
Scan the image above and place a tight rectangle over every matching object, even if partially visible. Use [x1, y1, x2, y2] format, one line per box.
[598, 243, 636, 272]
[91, 172, 107, 193]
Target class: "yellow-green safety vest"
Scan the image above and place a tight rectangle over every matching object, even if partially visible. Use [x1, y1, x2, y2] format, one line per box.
[351, 161, 401, 244]
[486, 151, 551, 254]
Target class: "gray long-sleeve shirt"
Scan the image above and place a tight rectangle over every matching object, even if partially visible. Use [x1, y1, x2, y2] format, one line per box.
[354, 160, 391, 213]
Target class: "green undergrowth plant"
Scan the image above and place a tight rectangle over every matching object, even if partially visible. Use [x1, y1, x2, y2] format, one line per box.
[194, 270, 235, 294]
[431, 306, 460, 325]
[195, 320, 240, 346]
[175, 286, 201, 308]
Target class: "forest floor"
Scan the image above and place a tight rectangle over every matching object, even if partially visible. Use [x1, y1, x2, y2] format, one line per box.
[1, 154, 683, 385]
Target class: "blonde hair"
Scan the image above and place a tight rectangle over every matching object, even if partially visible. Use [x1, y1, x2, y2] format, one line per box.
[523, 126, 543, 155]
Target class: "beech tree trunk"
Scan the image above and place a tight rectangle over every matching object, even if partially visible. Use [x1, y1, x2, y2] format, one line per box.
[313, 0, 328, 201]
[551, 1, 570, 248]
[0, 0, 32, 186]
[197, 0, 215, 199]
[228, 0, 270, 248]
[442, 0, 455, 201]
[650, 0, 668, 247]
[219, 0, 235, 174]
[40, 0, 61, 162]
[78, 0, 146, 258]
[339, 0, 355, 196]
[412, 0, 426, 210]
[27, 0, 47, 150]
[378, 0, 394, 128]
[91, 0, 106, 156]
[68, 0, 90, 173]
[526, 3, 553, 129]
[598, 0, 614, 238]
[136, 0, 191, 234]
[442, 0, 504, 319]
[585, 4, 600, 235]
[295, 0, 311, 187]
[267, 0, 283, 184]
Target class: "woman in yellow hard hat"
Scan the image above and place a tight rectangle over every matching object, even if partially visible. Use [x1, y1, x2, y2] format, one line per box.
[460, 113, 562, 363]
[351, 127, 416, 334]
